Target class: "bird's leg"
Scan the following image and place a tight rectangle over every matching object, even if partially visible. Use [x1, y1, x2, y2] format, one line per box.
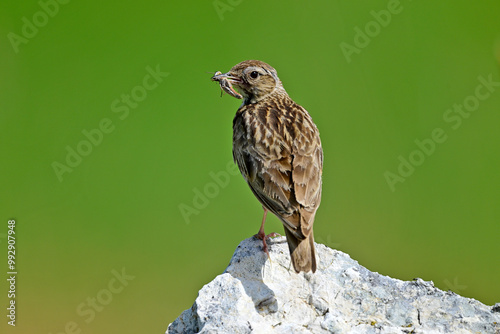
[255, 208, 270, 258]
[254, 208, 281, 258]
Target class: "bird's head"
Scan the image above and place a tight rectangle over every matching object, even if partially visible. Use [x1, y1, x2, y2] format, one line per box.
[212, 60, 286, 104]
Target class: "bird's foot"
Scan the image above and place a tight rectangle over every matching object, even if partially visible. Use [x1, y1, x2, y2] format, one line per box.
[254, 232, 281, 259]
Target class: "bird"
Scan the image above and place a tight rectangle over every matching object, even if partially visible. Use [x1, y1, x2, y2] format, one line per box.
[211, 60, 323, 273]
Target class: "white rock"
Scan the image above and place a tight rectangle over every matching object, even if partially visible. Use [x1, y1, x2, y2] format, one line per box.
[166, 236, 500, 334]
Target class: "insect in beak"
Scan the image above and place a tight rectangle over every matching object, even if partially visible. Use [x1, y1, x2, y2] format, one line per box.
[211, 71, 243, 99]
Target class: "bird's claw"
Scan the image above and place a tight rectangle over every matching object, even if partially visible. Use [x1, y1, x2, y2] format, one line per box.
[254, 232, 280, 260]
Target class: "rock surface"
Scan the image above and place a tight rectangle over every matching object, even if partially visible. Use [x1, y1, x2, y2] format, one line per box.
[166, 236, 500, 334]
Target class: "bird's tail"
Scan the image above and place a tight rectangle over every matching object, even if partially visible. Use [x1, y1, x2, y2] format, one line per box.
[284, 228, 317, 273]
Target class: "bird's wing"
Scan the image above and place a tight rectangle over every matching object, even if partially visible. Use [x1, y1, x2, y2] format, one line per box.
[233, 107, 294, 218]
[290, 105, 323, 238]
[233, 102, 322, 240]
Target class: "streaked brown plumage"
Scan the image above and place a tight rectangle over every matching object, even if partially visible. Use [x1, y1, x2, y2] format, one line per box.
[212, 60, 323, 273]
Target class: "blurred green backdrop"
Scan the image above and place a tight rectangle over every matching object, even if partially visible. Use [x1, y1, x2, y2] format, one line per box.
[1, 0, 500, 333]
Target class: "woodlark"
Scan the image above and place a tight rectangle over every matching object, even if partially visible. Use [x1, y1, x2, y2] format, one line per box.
[211, 60, 323, 273]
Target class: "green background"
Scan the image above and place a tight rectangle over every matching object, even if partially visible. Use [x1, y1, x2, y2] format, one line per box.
[1, 0, 500, 333]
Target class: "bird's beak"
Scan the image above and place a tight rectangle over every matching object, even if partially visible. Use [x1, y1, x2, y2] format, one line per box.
[211, 71, 243, 99]
[211, 71, 241, 85]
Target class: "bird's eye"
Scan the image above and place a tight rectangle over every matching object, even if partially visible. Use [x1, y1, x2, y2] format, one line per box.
[250, 71, 259, 79]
